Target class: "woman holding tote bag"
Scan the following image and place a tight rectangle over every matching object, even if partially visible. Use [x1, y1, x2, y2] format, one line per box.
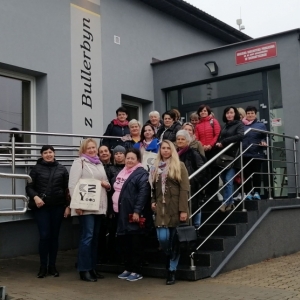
[69, 138, 111, 282]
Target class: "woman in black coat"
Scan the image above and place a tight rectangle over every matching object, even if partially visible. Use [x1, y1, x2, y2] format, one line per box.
[215, 107, 244, 212]
[111, 148, 150, 281]
[26, 145, 69, 278]
[176, 130, 206, 228]
[157, 110, 181, 143]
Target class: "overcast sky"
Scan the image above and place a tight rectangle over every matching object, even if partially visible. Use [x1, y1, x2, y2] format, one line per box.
[186, 0, 300, 38]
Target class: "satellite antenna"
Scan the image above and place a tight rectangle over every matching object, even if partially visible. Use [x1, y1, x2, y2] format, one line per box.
[236, 7, 245, 31]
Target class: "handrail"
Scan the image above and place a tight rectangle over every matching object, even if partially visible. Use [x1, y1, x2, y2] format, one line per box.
[0, 173, 32, 183]
[0, 195, 28, 215]
[187, 126, 299, 269]
[0, 129, 121, 140]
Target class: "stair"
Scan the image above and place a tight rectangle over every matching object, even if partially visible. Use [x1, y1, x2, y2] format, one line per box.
[97, 198, 300, 280]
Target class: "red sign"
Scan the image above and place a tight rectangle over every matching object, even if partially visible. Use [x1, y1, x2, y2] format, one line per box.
[236, 42, 277, 65]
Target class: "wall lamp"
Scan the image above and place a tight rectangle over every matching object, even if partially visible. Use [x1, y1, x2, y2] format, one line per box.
[205, 61, 218, 76]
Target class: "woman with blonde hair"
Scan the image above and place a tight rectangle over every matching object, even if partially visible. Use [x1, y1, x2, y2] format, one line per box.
[123, 119, 141, 149]
[69, 138, 111, 282]
[182, 122, 205, 157]
[150, 140, 189, 285]
[237, 107, 246, 120]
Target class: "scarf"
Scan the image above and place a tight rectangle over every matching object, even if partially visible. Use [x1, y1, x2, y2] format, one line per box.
[242, 117, 256, 125]
[149, 159, 170, 203]
[113, 119, 129, 127]
[142, 139, 152, 149]
[81, 154, 101, 165]
[177, 146, 189, 156]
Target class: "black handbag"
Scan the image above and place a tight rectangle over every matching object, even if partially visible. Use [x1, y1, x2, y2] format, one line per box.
[215, 154, 234, 169]
[176, 223, 197, 244]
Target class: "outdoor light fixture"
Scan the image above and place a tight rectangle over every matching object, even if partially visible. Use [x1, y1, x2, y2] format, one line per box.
[205, 61, 218, 76]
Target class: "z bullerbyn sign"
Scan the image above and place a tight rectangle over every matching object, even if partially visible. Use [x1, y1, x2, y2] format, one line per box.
[70, 4, 103, 139]
[236, 42, 277, 65]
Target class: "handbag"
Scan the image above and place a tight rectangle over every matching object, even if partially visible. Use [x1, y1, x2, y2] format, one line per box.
[129, 214, 146, 229]
[215, 154, 235, 169]
[28, 166, 58, 210]
[142, 151, 157, 172]
[176, 223, 197, 244]
[70, 162, 102, 211]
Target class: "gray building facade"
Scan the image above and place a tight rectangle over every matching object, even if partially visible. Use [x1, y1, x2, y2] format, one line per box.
[0, 0, 249, 257]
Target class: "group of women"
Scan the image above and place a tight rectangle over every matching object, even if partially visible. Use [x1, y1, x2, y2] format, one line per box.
[26, 103, 267, 285]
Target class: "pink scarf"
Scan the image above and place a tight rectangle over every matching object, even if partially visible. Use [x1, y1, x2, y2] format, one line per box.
[113, 119, 129, 127]
[112, 163, 142, 212]
[242, 117, 256, 125]
[81, 154, 101, 164]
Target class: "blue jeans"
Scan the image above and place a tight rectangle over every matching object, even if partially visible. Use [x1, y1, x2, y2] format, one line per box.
[77, 214, 101, 271]
[192, 211, 201, 228]
[33, 205, 65, 267]
[220, 168, 236, 205]
[156, 227, 180, 271]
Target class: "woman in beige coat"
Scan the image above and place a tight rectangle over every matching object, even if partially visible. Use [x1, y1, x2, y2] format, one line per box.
[149, 140, 189, 285]
[69, 138, 111, 282]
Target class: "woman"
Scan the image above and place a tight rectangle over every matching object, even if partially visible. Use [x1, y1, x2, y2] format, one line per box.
[133, 124, 160, 155]
[189, 112, 199, 127]
[145, 111, 162, 133]
[242, 106, 267, 200]
[195, 104, 221, 200]
[215, 107, 244, 212]
[237, 107, 246, 120]
[123, 119, 141, 149]
[150, 140, 189, 285]
[26, 145, 69, 278]
[69, 138, 111, 282]
[176, 130, 205, 228]
[182, 122, 205, 157]
[105, 145, 126, 263]
[113, 148, 150, 282]
[102, 106, 130, 150]
[98, 145, 112, 166]
[157, 110, 181, 143]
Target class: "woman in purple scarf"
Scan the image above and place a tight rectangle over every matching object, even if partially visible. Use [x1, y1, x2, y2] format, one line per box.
[69, 138, 111, 282]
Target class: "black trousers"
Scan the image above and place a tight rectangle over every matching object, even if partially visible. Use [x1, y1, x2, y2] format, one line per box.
[243, 157, 262, 194]
[119, 234, 144, 274]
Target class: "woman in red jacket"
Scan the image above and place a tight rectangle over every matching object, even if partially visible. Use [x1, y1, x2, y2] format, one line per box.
[195, 104, 221, 200]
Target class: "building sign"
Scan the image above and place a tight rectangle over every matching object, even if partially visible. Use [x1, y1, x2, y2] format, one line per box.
[236, 42, 277, 65]
[70, 4, 103, 139]
[271, 118, 282, 127]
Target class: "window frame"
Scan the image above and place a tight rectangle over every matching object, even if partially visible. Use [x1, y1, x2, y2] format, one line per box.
[0, 69, 36, 144]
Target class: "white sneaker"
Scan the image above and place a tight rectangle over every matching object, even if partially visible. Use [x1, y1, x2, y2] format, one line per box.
[233, 193, 242, 201]
[217, 192, 223, 201]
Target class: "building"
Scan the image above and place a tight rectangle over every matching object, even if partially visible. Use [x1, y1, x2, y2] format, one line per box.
[0, 0, 300, 276]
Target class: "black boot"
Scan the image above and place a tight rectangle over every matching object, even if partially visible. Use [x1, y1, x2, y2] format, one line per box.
[37, 266, 47, 278]
[48, 265, 59, 277]
[91, 269, 105, 279]
[79, 271, 97, 282]
[166, 270, 176, 285]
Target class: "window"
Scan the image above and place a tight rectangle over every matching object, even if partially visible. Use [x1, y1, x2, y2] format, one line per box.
[122, 99, 142, 123]
[181, 73, 263, 104]
[0, 71, 35, 146]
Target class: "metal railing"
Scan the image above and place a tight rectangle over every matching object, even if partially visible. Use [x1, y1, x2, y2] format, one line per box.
[0, 129, 120, 214]
[0, 173, 32, 215]
[188, 128, 299, 269]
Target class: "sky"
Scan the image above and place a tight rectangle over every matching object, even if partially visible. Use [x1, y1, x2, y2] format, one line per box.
[186, 0, 300, 38]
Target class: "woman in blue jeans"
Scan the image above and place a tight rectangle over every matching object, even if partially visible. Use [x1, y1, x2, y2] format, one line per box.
[26, 145, 70, 278]
[69, 138, 111, 282]
[150, 140, 189, 285]
[215, 107, 244, 212]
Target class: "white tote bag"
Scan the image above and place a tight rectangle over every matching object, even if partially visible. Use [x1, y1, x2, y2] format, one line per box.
[70, 163, 101, 211]
[142, 151, 158, 172]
